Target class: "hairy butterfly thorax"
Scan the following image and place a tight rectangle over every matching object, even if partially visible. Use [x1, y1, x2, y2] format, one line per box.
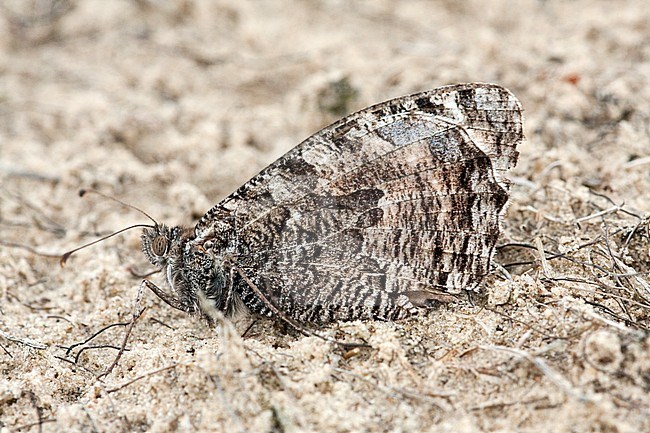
[140, 220, 251, 320]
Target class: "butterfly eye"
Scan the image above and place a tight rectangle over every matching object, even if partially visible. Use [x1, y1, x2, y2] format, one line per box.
[151, 235, 168, 256]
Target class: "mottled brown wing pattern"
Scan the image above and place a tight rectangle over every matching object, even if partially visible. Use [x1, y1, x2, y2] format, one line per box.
[194, 83, 523, 322]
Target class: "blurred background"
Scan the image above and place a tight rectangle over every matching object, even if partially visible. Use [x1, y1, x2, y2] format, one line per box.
[2, 0, 647, 222]
[1, 1, 648, 432]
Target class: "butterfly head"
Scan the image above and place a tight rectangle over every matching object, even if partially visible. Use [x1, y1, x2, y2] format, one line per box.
[141, 224, 189, 269]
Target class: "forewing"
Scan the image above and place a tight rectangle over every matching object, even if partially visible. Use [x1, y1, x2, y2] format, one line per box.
[196, 83, 523, 322]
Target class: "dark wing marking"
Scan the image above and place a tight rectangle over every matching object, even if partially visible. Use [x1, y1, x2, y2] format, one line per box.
[194, 83, 523, 323]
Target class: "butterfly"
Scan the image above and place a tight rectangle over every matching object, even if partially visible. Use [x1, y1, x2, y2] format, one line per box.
[139, 83, 523, 325]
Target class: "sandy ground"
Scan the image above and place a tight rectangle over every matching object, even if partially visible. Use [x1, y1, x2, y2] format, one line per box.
[1, 1, 649, 432]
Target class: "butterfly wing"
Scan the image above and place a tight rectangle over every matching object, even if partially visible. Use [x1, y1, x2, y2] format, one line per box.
[195, 83, 523, 322]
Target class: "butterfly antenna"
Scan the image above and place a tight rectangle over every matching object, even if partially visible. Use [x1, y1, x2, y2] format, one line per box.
[78, 188, 159, 227]
[60, 223, 154, 267]
[60, 189, 160, 266]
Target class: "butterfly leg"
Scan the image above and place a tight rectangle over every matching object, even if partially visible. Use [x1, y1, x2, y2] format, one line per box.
[142, 279, 190, 312]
